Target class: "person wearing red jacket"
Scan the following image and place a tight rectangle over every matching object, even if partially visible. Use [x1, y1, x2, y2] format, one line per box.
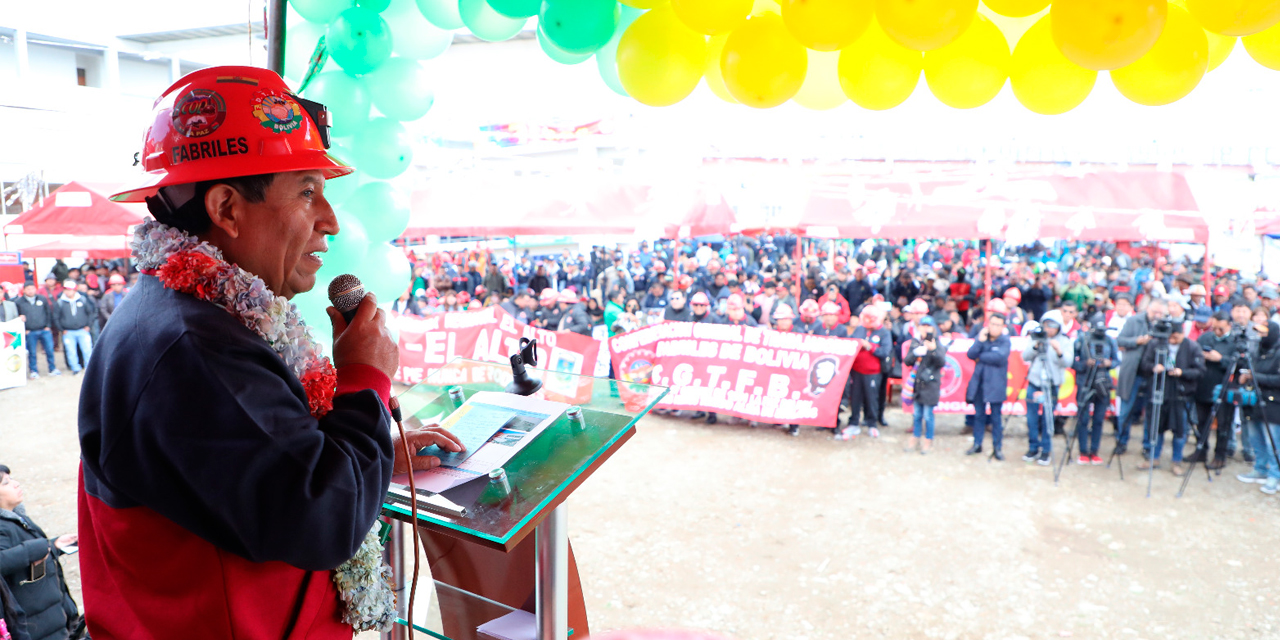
[842, 305, 892, 439]
[80, 67, 462, 640]
[817, 283, 851, 325]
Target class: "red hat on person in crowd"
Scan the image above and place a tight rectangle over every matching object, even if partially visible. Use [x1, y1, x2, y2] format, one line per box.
[835, 256, 847, 266]
[539, 288, 558, 302]
[475, 285, 487, 298]
[690, 292, 711, 305]
[863, 260, 876, 270]
[726, 254, 738, 263]
[1003, 287, 1021, 302]
[1214, 285, 1229, 296]
[110, 66, 351, 203]
[457, 291, 471, 304]
[821, 301, 840, 315]
[772, 304, 795, 320]
[985, 298, 1008, 314]
[652, 260, 666, 272]
[905, 299, 929, 314]
[800, 299, 820, 316]
[678, 275, 694, 290]
[1068, 272, 1082, 283]
[727, 294, 745, 308]
[558, 290, 578, 304]
[425, 287, 439, 298]
[108, 274, 126, 285]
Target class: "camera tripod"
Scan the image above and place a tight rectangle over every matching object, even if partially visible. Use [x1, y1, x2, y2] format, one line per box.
[1054, 342, 1104, 486]
[1105, 341, 1169, 487]
[1142, 340, 1171, 498]
[1176, 345, 1247, 497]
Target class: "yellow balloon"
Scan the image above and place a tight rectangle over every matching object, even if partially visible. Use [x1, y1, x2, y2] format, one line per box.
[1206, 30, 1237, 70]
[721, 13, 809, 107]
[1051, 0, 1167, 70]
[621, 0, 669, 8]
[923, 13, 1009, 108]
[838, 18, 923, 109]
[781, 0, 874, 51]
[751, 0, 781, 14]
[704, 33, 740, 102]
[1243, 21, 1280, 69]
[983, 0, 1049, 18]
[792, 50, 848, 109]
[1009, 15, 1096, 114]
[617, 6, 709, 106]
[1111, 6, 1208, 106]
[1186, 0, 1280, 36]
[876, 0, 979, 51]
[671, 0, 754, 34]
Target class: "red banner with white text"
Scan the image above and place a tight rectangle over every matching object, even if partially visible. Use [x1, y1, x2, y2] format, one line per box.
[391, 308, 603, 404]
[901, 337, 1119, 415]
[609, 321, 859, 427]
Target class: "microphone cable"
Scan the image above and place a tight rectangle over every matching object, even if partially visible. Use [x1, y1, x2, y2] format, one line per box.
[390, 396, 421, 640]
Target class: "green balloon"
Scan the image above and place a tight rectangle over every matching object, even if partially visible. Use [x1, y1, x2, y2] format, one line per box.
[459, 0, 527, 41]
[356, 0, 392, 11]
[540, 0, 618, 55]
[365, 58, 435, 121]
[487, 0, 539, 19]
[360, 243, 413, 301]
[595, 5, 641, 96]
[302, 71, 371, 137]
[385, 0, 453, 59]
[291, 0, 354, 24]
[416, 0, 463, 29]
[323, 173, 362, 205]
[329, 209, 372, 271]
[326, 7, 394, 75]
[285, 18, 329, 81]
[352, 118, 413, 179]
[538, 25, 593, 64]
[345, 181, 411, 241]
[290, 289, 333, 344]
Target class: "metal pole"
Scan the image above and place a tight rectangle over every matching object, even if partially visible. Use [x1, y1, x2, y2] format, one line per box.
[535, 505, 569, 640]
[382, 521, 408, 640]
[266, 0, 287, 76]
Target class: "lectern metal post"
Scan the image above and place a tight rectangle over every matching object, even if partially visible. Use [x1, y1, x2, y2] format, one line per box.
[535, 505, 569, 640]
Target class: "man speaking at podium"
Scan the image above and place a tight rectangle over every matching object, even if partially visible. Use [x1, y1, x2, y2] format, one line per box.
[77, 66, 461, 639]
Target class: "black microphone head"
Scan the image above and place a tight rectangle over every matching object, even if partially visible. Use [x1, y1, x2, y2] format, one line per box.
[328, 274, 365, 318]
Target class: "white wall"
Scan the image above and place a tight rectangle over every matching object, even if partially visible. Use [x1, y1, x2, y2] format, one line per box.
[118, 57, 172, 98]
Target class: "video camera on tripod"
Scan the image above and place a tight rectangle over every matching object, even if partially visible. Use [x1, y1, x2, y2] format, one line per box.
[1148, 317, 1176, 342]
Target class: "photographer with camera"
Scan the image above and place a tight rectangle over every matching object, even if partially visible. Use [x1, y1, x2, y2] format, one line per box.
[1020, 313, 1074, 466]
[1074, 314, 1119, 464]
[1114, 297, 1170, 457]
[904, 319, 946, 455]
[1235, 312, 1280, 494]
[1193, 311, 1238, 470]
[1137, 320, 1204, 476]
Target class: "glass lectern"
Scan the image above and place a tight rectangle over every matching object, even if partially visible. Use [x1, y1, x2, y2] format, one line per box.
[380, 358, 667, 640]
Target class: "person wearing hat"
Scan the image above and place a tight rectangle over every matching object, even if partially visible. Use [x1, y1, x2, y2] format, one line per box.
[1211, 284, 1233, 313]
[80, 66, 467, 638]
[1020, 314, 1073, 466]
[722, 295, 757, 327]
[1259, 284, 1280, 325]
[533, 286, 562, 329]
[1001, 286, 1028, 333]
[845, 305, 892, 438]
[1187, 305, 1214, 342]
[966, 312, 1012, 459]
[96, 273, 129, 330]
[53, 279, 95, 375]
[798, 299, 821, 333]
[844, 262, 876, 311]
[689, 291, 715, 324]
[810, 302, 848, 338]
[555, 289, 592, 336]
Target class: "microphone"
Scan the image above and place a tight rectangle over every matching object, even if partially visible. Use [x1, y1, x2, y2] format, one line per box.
[327, 274, 365, 323]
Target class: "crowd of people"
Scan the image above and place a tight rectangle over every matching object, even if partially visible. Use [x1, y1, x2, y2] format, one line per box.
[5, 237, 1280, 504]
[390, 236, 1280, 499]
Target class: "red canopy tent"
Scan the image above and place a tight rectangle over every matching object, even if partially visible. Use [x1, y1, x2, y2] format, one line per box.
[19, 237, 130, 259]
[2, 182, 146, 236]
[757, 168, 1208, 243]
[1254, 208, 1280, 235]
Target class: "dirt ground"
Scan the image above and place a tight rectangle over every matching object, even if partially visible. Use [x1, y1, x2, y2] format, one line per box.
[4, 373, 1279, 640]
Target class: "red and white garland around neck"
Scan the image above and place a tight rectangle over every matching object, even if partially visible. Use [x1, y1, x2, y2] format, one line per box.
[130, 218, 336, 418]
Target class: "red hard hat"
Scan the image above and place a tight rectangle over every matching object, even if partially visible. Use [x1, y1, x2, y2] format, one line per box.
[111, 66, 352, 203]
[1003, 287, 1021, 301]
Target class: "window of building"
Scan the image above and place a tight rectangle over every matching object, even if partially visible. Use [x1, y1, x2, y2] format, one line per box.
[76, 67, 87, 86]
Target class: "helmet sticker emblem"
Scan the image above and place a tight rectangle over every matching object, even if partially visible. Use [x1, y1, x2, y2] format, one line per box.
[171, 89, 226, 138]
[251, 91, 304, 134]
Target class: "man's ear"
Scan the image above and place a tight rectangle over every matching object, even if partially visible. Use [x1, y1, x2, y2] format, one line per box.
[204, 184, 243, 239]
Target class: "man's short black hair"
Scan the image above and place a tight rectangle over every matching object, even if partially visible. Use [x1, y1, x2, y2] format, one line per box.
[147, 174, 276, 235]
[1233, 300, 1253, 310]
[0, 465, 9, 476]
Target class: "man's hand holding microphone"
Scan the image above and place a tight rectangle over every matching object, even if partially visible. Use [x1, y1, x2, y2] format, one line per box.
[327, 275, 463, 473]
